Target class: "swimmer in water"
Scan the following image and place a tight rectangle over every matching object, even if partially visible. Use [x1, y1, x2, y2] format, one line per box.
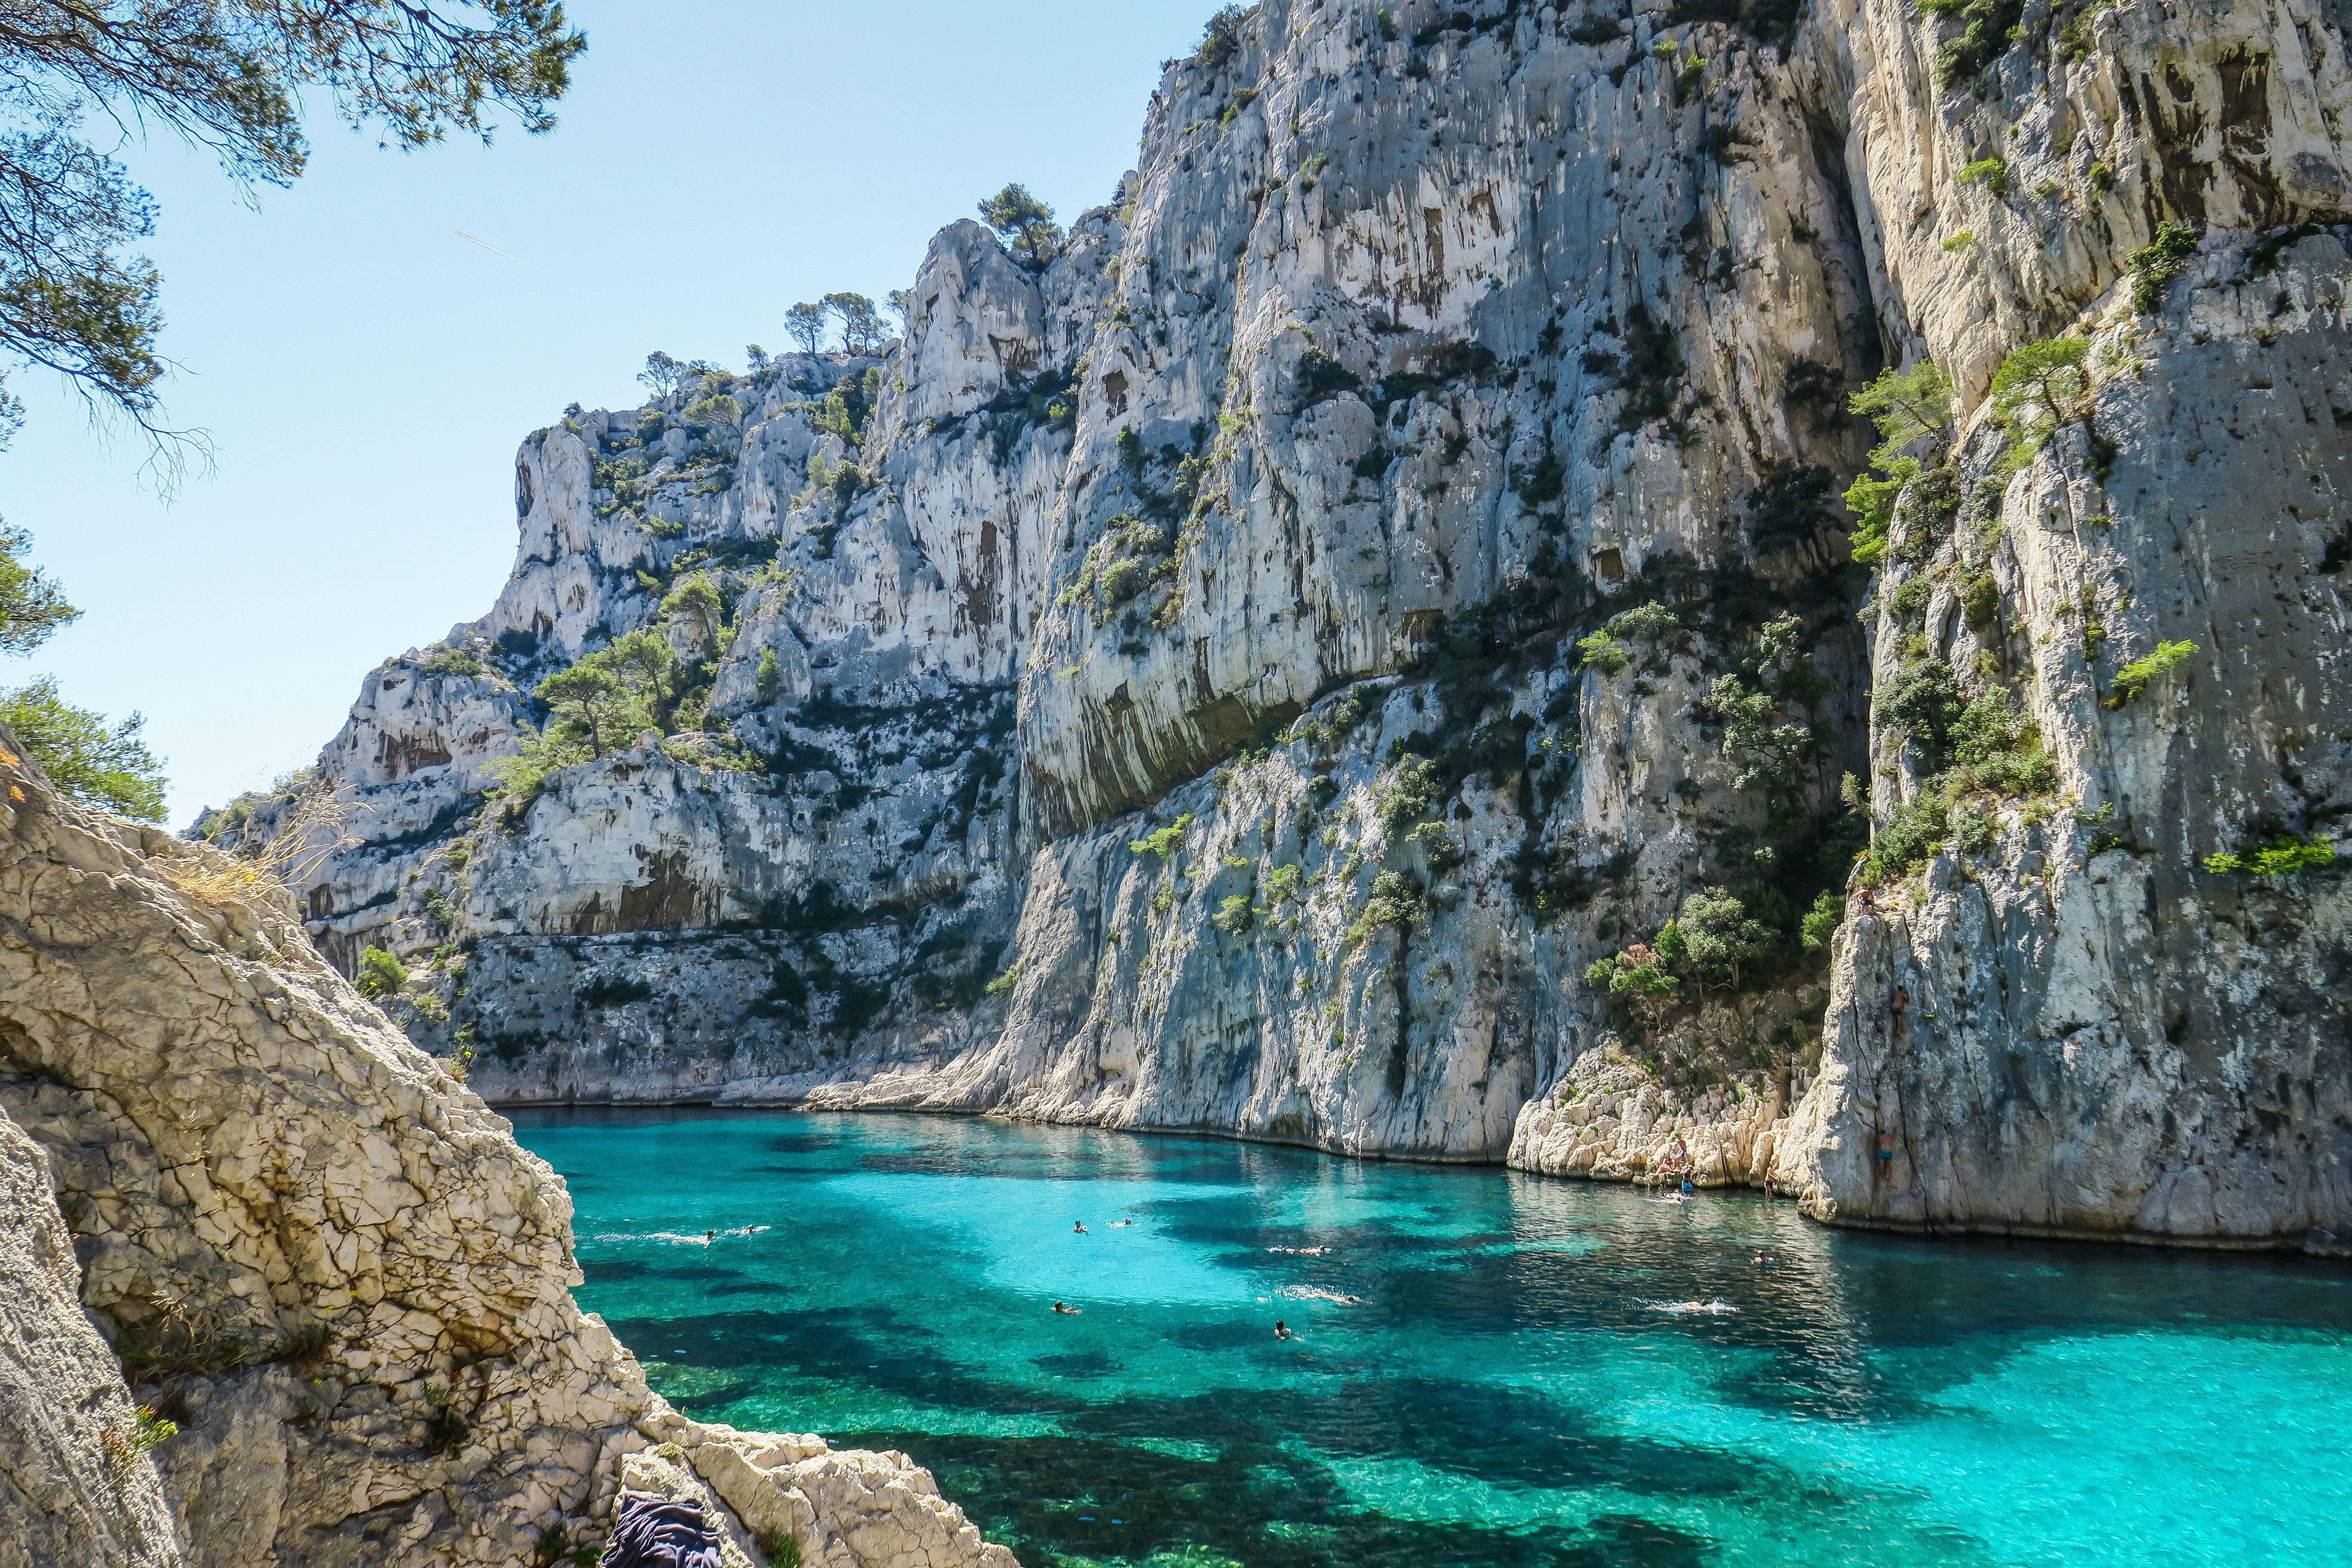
[1274, 1320, 1294, 1341]
[704, 1230, 717, 1243]
[1052, 1301, 1081, 1315]
[1073, 1220, 1088, 1233]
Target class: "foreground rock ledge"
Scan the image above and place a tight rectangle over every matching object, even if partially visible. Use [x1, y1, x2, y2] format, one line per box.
[0, 724, 1017, 1568]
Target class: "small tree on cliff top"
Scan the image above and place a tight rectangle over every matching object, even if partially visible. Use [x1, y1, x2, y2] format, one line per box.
[978, 183, 1064, 270]
[784, 302, 827, 355]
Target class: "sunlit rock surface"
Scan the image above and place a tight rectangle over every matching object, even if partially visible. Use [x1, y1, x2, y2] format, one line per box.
[214, 0, 2351, 1248]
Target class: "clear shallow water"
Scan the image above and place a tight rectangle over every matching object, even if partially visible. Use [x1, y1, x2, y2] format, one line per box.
[511, 1109, 2352, 1568]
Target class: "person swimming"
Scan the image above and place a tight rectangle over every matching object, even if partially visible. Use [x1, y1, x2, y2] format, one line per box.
[703, 1230, 717, 1243]
[1274, 1320, 1294, 1340]
[1072, 1220, 1088, 1233]
[1052, 1301, 1081, 1314]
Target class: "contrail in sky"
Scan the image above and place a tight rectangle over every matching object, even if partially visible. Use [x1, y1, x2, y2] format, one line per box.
[454, 230, 525, 263]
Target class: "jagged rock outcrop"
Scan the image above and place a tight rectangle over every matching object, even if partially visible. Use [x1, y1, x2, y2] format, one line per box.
[210, 0, 2352, 1246]
[0, 726, 1016, 1565]
[0, 1108, 178, 1568]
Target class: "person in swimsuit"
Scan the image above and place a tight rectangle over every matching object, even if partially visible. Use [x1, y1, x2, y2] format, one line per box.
[1053, 1301, 1081, 1314]
[1274, 1320, 1294, 1341]
[704, 1230, 717, 1243]
[1073, 1220, 1087, 1233]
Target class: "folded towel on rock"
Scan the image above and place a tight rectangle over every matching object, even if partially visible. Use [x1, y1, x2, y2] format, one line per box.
[601, 1495, 723, 1568]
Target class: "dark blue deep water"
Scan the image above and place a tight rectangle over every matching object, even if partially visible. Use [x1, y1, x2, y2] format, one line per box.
[510, 1109, 2352, 1568]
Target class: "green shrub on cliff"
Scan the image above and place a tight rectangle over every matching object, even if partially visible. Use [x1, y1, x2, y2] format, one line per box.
[1862, 792, 1951, 884]
[1988, 336, 2090, 470]
[1341, 870, 1423, 948]
[2204, 834, 2336, 877]
[1130, 813, 1193, 861]
[2125, 222, 2199, 313]
[357, 946, 408, 998]
[2105, 639, 2196, 707]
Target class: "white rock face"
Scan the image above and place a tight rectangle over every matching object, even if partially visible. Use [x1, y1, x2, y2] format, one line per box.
[207, 0, 2352, 1246]
[0, 1107, 179, 1568]
[0, 726, 1014, 1566]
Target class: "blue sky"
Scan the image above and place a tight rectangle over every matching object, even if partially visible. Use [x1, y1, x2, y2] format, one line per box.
[4, 1, 1226, 826]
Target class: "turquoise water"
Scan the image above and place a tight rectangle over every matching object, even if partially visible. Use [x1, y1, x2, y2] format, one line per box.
[511, 1109, 2352, 1568]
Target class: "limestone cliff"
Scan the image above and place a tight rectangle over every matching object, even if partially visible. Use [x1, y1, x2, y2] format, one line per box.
[210, 0, 2351, 1248]
[0, 723, 1015, 1566]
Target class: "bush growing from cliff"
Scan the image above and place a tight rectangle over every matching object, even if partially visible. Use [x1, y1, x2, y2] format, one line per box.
[1296, 349, 1363, 405]
[1614, 304, 1686, 429]
[1060, 514, 1178, 624]
[1586, 943, 1679, 1005]
[1926, 0, 2024, 84]
[1130, 813, 1193, 862]
[1748, 466, 1839, 557]
[2125, 222, 2199, 312]
[1210, 894, 1256, 936]
[1863, 792, 1951, 883]
[1194, 6, 1253, 68]
[2204, 834, 2337, 877]
[1341, 870, 1423, 948]
[420, 642, 487, 677]
[356, 946, 408, 998]
[982, 957, 1026, 998]
[2104, 638, 2196, 707]
[1877, 658, 1965, 763]
[1955, 156, 2009, 193]
[1989, 336, 2090, 469]
[1375, 754, 1442, 837]
[0, 676, 166, 821]
[1576, 630, 1633, 675]
[1949, 687, 2057, 795]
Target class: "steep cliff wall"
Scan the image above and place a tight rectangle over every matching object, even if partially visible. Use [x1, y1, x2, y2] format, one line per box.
[0, 726, 1015, 1566]
[213, 0, 2352, 1247]
[1776, 0, 2352, 1246]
